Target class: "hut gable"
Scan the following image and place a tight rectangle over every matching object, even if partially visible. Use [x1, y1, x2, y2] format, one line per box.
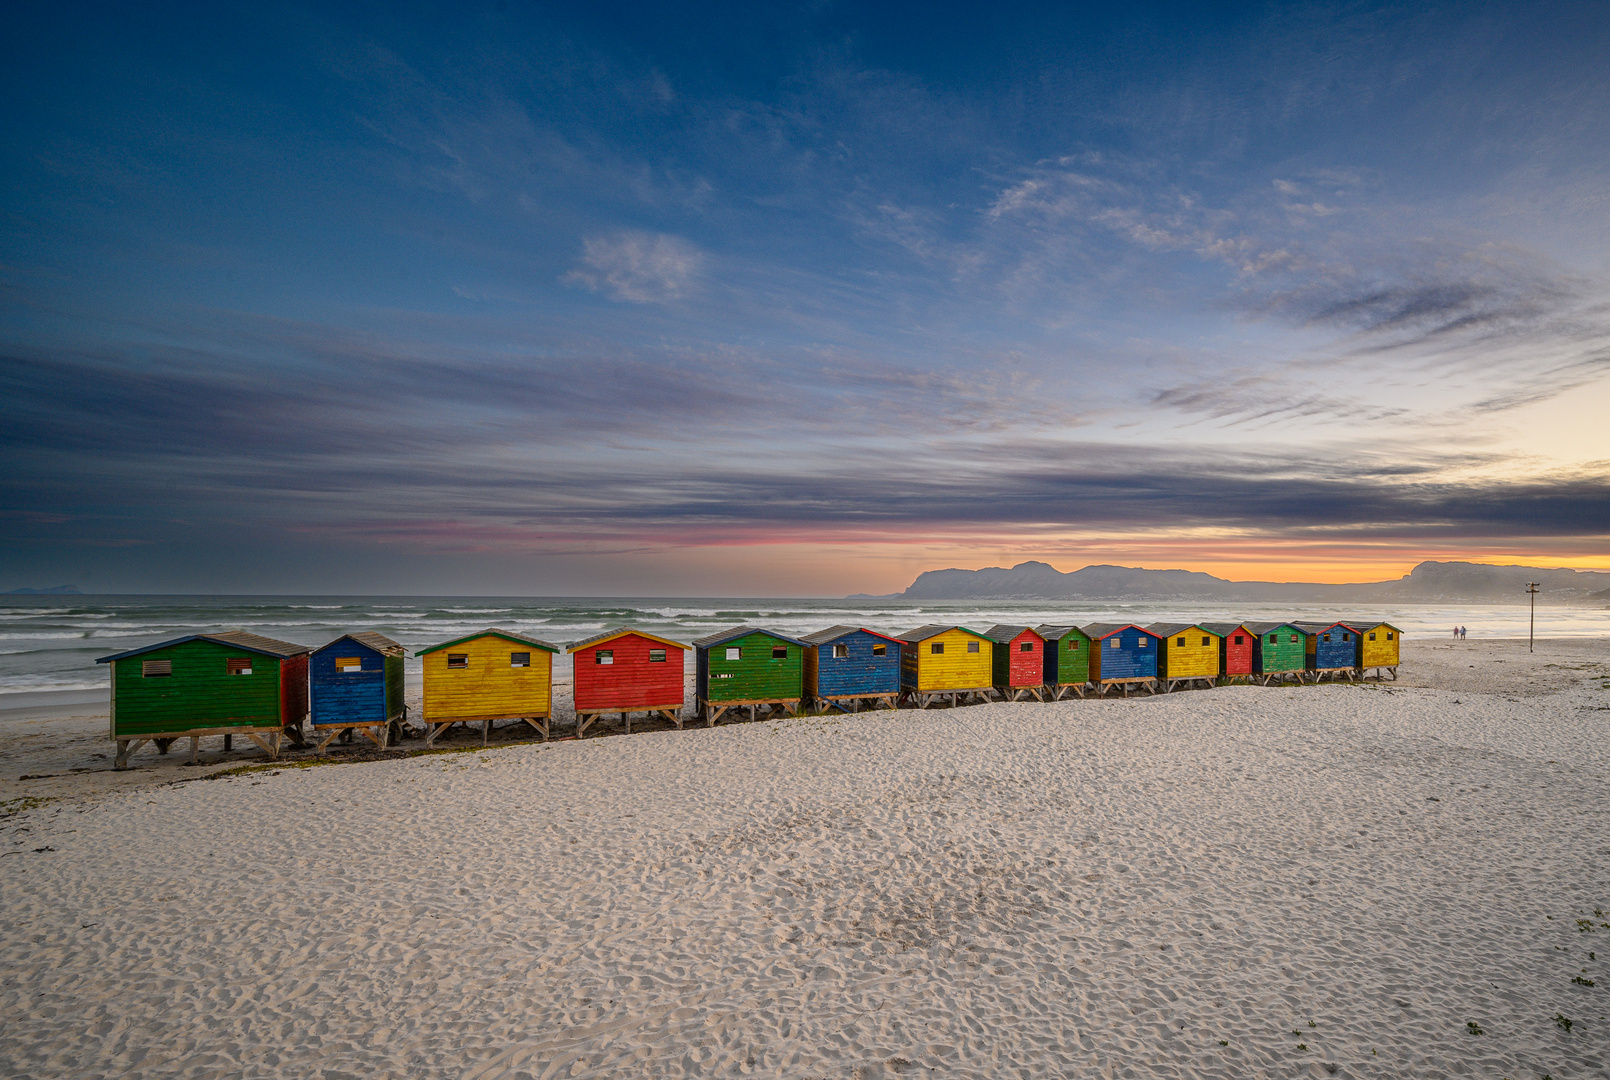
[1035, 624, 1093, 686]
[566, 627, 688, 715]
[1296, 621, 1363, 670]
[984, 624, 1044, 689]
[693, 626, 806, 705]
[310, 632, 406, 727]
[1354, 620, 1402, 669]
[1245, 622, 1307, 675]
[416, 629, 557, 722]
[95, 632, 310, 738]
[800, 626, 902, 700]
[1202, 622, 1257, 678]
[895, 625, 992, 693]
[1148, 623, 1221, 681]
[1082, 623, 1161, 683]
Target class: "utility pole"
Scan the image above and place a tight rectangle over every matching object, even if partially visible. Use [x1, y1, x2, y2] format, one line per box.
[1526, 582, 1540, 652]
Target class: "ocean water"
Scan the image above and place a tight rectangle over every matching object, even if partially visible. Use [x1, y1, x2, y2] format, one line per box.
[1, 594, 1605, 697]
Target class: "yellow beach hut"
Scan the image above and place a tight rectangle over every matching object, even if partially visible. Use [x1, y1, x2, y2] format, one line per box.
[895, 624, 995, 708]
[1355, 621, 1402, 680]
[416, 628, 560, 746]
[1147, 623, 1221, 692]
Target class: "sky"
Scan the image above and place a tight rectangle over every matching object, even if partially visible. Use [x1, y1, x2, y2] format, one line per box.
[2, 1, 1608, 596]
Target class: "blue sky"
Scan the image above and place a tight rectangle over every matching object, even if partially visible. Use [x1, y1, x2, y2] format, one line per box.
[2, 1, 1607, 594]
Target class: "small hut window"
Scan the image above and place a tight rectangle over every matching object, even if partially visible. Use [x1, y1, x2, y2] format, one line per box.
[1368, 632, 1376, 641]
[142, 659, 172, 677]
[871, 643, 886, 656]
[1177, 637, 1186, 647]
[1234, 635, 1244, 645]
[967, 641, 979, 653]
[334, 656, 361, 673]
[1138, 638, 1147, 647]
[931, 642, 944, 654]
[1110, 638, 1119, 649]
[832, 644, 849, 659]
[1269, 634, 1277, 644]
[226, 658, 253, 676]
[1201, 636, 1210, 647]
[447, 653, 469, 668]
[1386, 632, 1394, 640]
[1019, 641, 1033, 652]
[592, 651, 611, 666]
[1290, 634, 1299, 643]
[725, 647, 741, 660]
[772, 645, 788, 659]
[649, 649, 667, 662]
[511, 652, 531, 667]
[1322, 634, 1331, 642]
[1342, 632, 1351, 641]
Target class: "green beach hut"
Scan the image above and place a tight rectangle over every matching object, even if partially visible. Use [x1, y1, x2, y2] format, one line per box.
[1035, 624, 1094, 699]
[692, 626, 807, 725]
[96, 630, 312, 769]
[1245, 622, 1307, 684]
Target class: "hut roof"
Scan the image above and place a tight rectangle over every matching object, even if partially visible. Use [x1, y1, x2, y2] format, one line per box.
[97, 630, 312, 664]
[566, 626, 689, 653]
[983, 624, 1040, 643]
[317, 631, 406, 656]
[1147, 623, 1217, 639]
[894, 624, 990, 644]
[1035, 624, 1093, 641]
[1081, 622, 1157, 641]
[1200, 622, 1254, 638]
[690, 625, 809, 649]
[1244, 621, 1304, 635]
[799, 625, 904, 646]
[414, 628, 560, 656]
[1349, 619, 1402, 632]
[1293, 620, 1363, 635]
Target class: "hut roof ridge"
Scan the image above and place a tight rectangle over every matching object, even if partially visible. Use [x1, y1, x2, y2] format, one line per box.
[1081, 622, 1156, 640]
[982, 624, 1037, 643]
[894, 624, 988, 643]
[690, 625, 809, 649]
[565, 626, 689, 653]
[1034, 623, 1092, 641]
[799, 625, 903, 646]
[1199, 621, 1253, 636]
[414, 628, 560, 656]
[317, 631, 405, 656]
[96, 630, 312, 664]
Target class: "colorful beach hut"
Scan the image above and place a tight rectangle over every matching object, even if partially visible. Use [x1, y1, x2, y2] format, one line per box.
[800, 626, 903, 713]
[1354, 620, 1402, 680]
[895, 625, 995, 708]
[985, 625, 1046, 701]
[1297, 621, 1362, 682]
[96, 631, 311, 769]
[1036, 624, 1094, 699]
[566, 627, 689, 735]
[1148, 624, 1222, 692]
[692, 626, 807, 725]
[1245, 622, 1308, 684]
[309, 632, 406, 752]
[1083, 624, 1162, 696]
[416, 629, 559, 746]
[1202, 622, 1258, 683]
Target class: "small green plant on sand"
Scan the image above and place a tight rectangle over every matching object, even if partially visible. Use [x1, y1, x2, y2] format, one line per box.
[1555, 1014, 1573, 1032]
[1217, 1040, 1227, 1046]
[1466, 1021, 1483, 1035]
[1573, 976, 1595, 986]
[1295, 1042, 1307, 1051]
[0, 796, 52, 817]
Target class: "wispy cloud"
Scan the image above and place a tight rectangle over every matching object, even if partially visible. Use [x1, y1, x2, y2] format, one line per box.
[562, 231, 704, 304]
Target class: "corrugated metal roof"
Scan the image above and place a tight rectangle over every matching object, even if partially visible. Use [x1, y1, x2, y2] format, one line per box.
[983, 624, 1037, 643]
[316, 631, 405, 656]
[565, 626, 689, 653]
[798, 625, 904, 646]
[894, 624, 988, 644]
[690, 625, 810, 649]
[96, 630, 312, 663]
[1034, 624, 1092, 641]
[414, 628, 560, 656]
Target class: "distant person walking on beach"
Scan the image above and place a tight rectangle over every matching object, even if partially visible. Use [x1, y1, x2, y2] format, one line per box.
[1460, 625, 1468, 640]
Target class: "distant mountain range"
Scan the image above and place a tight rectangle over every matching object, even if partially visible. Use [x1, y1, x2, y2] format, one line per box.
[3, 585, 81, 595]
[849, 561, 1610, 604]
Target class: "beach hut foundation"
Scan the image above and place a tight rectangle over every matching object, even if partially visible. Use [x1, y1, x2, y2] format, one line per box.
[1046, 683, 1089, 700]
[1096, 678, 1159, 698]
[815, 692, 900, 714]
[312, 721, 392, 755]
[904, 687, 994, 709]
[114, 727, 284, 770]
[577, 708, 683, 737]
[698, 698, 800, 726]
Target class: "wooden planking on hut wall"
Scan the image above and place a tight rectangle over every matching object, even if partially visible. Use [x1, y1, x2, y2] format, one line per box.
[422, 634, 553, 719]
[910, 628, 992, 692]
[573, 632, 686, 712]
[310, 639, 388, 726]
[111, 639, 285, 737]
[811, 630, 901, 698]
[701, 631, 803, 703]
[1157, 626, 1221, 680]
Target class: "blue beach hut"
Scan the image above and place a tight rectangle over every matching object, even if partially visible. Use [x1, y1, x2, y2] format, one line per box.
[309, 632, 407, 751]
[800, 626, 903, 712]
[1296, 621, 1362, 682]
[1082, 623, 1162, 696]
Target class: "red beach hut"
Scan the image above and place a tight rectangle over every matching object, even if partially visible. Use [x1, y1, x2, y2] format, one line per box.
[1203, 622, 1257, 682]
[985, 624, 1046, 701]
[566, 627, 689, 736]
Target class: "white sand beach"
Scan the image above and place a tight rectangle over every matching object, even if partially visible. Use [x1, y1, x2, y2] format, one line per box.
[2, 637, 1608, 1078]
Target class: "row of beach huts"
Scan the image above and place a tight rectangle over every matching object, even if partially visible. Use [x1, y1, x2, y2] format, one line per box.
[97, 618, 1401, 768]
